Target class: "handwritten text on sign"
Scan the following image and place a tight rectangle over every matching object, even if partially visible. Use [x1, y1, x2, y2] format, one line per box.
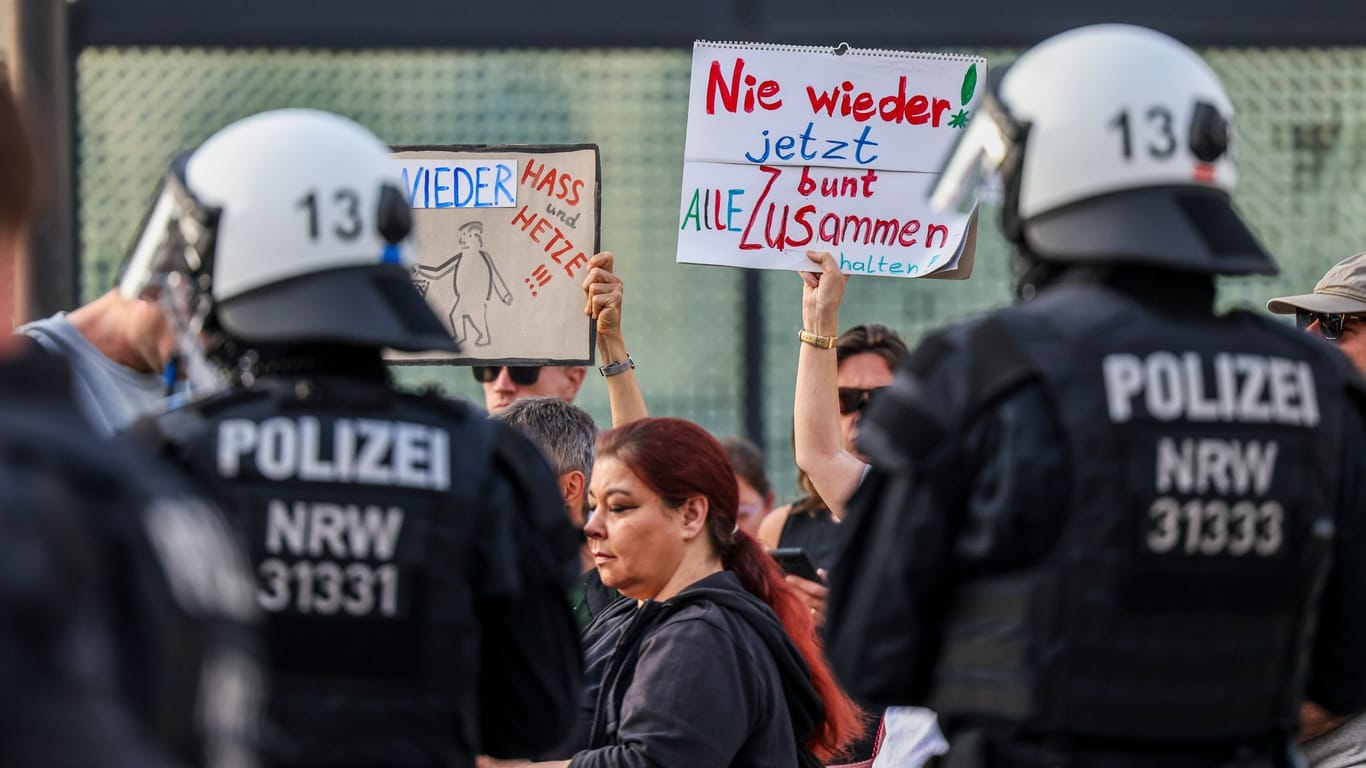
[396, 160, 518, 209]
[389, 146, 598, 366]
[677, 41, 985, 278]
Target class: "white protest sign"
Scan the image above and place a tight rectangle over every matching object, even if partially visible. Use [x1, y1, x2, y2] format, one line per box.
[678, 41, 985, 278]
[387, 145, 599, 366]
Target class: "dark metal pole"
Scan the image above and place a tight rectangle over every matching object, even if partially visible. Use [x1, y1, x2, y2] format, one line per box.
[3, 0, 76, 321]
[735, 0, 766, 447]
[741, 269, 765, 446]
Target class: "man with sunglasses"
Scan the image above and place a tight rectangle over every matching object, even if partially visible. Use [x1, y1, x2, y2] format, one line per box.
[474, 361, 585, 413]
[1269, 252, 1366, 373]
[1268, 252, 1366, 768]
[827, 24, 1366, 768]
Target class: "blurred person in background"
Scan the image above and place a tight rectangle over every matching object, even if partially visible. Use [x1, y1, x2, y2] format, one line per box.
[721, 434, 774, 537]
[16, 280, 176, 435]
[0, 63, 262, 768]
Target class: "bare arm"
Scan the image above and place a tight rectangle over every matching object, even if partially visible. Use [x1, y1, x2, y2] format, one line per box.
[584, 252, 648, 426]
[793, 250, 866, 519]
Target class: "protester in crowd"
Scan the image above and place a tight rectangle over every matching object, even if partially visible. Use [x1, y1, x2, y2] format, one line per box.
[778, 296, 939, 767]
[1268, 251, 1366, 768]
[475, 360, 586, 413]
[494, 395, 620, 627]
[484, 417, 865, 768]
[123, 107, 582, 768]
[495, 396, 597, 528]
[0, 65, 263, 768]
[761, 319, 909, 623]
[827, 23, 1366, 767]
[1268, 251, 1366, 371]
[790, 280, 910, 521]
[17, 284, 175, 435]
[477, 252, 647, 426]
[721, 435, 774, 536]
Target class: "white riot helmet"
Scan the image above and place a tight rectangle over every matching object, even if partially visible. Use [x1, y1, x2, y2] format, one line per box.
[931, 24, 1276, 276]
[119, 108, 458, 364]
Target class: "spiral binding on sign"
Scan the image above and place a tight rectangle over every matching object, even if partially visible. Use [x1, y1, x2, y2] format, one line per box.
[694, 39, 985, 63]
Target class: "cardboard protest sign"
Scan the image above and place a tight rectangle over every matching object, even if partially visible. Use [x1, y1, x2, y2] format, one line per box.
[388, 145, 599, 365]
[678, 41, 985, 279]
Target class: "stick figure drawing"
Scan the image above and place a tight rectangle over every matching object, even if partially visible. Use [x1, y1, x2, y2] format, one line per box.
[412, 220, 512, 346]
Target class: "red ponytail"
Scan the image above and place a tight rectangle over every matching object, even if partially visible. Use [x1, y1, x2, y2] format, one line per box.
[724, 527, 864, 761]
[598, 418, 865, 761]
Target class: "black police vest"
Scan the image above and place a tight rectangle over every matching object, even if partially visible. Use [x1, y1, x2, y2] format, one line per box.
[1, 345, 263, 768]
[148, 376, 500, 765]
[927, 287, 1347, 744]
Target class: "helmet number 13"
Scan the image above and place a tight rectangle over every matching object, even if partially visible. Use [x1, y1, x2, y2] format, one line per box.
[1108, 107, 1177, 161]
[297, 188, 364, 242]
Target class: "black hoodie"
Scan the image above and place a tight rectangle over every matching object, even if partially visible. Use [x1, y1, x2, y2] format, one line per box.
[568, 570, 825, 768]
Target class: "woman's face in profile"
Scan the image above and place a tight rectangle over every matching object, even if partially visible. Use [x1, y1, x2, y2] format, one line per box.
[735, 475, 769, 536]
[585, 456, 689, 601]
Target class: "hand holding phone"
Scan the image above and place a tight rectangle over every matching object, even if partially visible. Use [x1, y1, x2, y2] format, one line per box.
[768, 547, 822, 583]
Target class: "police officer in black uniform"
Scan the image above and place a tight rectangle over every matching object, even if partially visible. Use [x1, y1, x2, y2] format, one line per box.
[2, 343, 265, 768]
[121, 108, 582, 768]
[824, 24, 1366, 768]
[0, 74, 262, 768]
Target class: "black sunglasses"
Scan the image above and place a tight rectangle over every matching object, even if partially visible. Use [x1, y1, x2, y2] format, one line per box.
[1296, 310, 1366, 341]
[837, 387, 887, 415]
[472, 365, 542, 385]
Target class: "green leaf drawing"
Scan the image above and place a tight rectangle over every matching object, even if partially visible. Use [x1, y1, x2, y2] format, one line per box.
[961, 63, 978, 106]
[948, 109, 970, 128]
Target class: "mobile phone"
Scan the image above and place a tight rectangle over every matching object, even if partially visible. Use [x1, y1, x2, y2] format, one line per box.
[768, 548, 822, 582]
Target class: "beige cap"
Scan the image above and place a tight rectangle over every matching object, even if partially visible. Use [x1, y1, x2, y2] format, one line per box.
[1267, 251, 1366, 315]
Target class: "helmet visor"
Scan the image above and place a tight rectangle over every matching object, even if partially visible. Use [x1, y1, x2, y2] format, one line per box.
[928, 101, 1011, 216]
[117, 182, 179, 300]
[117, 158, 218, 300]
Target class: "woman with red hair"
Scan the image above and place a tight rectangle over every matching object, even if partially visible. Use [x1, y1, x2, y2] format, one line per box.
[488, 416, 864, 767]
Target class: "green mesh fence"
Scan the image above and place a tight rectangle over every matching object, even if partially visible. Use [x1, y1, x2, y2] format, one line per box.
[76, 46, 1366, 502]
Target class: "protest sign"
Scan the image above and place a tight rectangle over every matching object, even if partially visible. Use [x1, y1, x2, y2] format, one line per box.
[678, 41, 985, 279]
[388, 145, 599, 365]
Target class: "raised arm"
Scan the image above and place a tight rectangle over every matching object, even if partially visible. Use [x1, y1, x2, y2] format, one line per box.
[794, 250, 866, 519]
[583, 252, 647, 426]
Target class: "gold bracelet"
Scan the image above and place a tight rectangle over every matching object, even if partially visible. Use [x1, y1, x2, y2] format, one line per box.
[798, 329, 837, 349]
